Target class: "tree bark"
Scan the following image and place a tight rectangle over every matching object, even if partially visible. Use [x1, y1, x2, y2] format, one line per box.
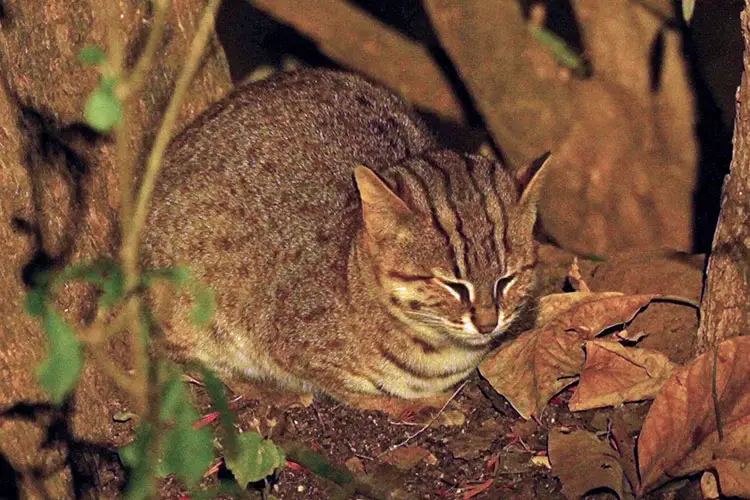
[695, 4, 750, 354]
[0, 1, 232, 497]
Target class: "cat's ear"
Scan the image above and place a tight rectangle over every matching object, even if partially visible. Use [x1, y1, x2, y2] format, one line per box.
[515, 151, 552, 231]
[354, 165, 412, 237]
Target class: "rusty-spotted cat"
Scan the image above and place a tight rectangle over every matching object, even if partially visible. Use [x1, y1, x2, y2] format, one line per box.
[143, 69, 548, 401]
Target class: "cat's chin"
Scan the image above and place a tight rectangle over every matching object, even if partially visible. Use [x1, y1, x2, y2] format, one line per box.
[444, 330, 497, 347]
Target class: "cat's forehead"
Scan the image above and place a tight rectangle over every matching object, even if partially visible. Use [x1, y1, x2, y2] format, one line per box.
[386, 150, 522, 280]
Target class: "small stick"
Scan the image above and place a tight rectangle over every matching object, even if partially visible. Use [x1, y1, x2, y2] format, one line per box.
[380, 380, 468, 456]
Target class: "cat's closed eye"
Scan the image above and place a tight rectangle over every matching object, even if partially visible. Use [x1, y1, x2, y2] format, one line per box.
[440, 280, 472, 303]
[494, 275, 517, 297]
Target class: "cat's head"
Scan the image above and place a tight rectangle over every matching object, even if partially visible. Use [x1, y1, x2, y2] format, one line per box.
[354, 151, 549, 347]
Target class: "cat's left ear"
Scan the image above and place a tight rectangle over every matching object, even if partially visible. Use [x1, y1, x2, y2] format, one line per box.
[516, 151, 552, 230]
[354, 165, 412, 239]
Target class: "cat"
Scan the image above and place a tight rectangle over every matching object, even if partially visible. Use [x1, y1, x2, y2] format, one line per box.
[143, 69, 547, 401]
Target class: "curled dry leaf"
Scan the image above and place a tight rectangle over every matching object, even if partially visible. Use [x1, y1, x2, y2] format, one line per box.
[701, 471, 720, 500]
[481, 293, 657, 419]
[548, 428, 631, 500]
[380, 446, 437, 470]
[615, 329, 648, 342]
[637, 336, 750, 496]
[566, 257, 591, 293]
[569, 339, 678, 411]
[534, 291, 622, 327]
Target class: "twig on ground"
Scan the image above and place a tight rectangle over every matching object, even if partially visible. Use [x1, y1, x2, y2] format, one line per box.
[380, 380, 468, 456]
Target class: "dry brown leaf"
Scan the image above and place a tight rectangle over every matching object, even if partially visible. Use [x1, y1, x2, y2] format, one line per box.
[566, 257, 591, 292]
[548, 428, 631, 500]
[481, 293, 657, 419]
[711, 459, 750, 497]
[530, 455, 551, 469]
[615, 329, 648, 342]
[535, 291, 622, 327]
[380, 446, 437, 470]
[345, 456, 365, 474]
[430, 409, 466, 427]
[637, 336, 750, 496]
[447, 419, 503, 460]
[610, 413, 639, 493]
[569, 340, 678, 411]
[701, 470, 720, 499]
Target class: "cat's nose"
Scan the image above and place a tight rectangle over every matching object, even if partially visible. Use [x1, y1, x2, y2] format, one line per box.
[473, 307, 498, 334]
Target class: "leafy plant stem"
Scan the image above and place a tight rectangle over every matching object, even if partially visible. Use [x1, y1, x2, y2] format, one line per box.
[140, 359, 166, 498]
[123, 0, 222, 267]
[88, 342, 140, 397]
[118, 0, 171, 101]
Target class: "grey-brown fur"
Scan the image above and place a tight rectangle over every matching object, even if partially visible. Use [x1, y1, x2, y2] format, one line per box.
[143, 69, 543, 400]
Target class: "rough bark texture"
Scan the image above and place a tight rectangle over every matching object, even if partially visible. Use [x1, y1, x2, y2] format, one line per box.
[695, 4, 750, 354]
[0, 1, 232, 497]
[249, 0, 697, 255]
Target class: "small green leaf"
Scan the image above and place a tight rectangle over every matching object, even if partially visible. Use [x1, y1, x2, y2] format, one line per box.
[157, 366, 215, 487]
[682, 0, 695, 23]
[84, 85, 123, 132]
[142, 266, 191, 288]
[24, 288, 48, 317]
[161, 415, 214, 488]
[121, 423, 155, 500]
[582, 254, 607, 262]
[37, 310, 84, 405]
[201, 366, 237, 458]
[99, 265, 124, 309]
[162, 400, 214, 486]
[160, 369, 185, 421]
[190, 284, 215, 326]
[55, 259, 110, 285]
[528, 25, 590, 78]
[78, 45, 107, 66]
[225, 432, 286, 486]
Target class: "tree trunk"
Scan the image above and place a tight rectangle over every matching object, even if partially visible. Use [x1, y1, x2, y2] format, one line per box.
[694, 4, 750, 354]
[0, 1, 231, 497]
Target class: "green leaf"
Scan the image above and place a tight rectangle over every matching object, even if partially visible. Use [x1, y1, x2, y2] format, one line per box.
[142, 266, 192, 288]
[159, 370, 185, 421]
[78, 45, 107, 66]
[24, 288, 48, 317]
[121, 423, 155, 500]
[528, 25, 590, 78]
[55, 259, 107, 285]
[99, 265, 124, 309]
[84, 84, 123, 132]
[682, 0, 695, 23]
[52, 260, 123, 309]
[190, 284, 215, 326]
[582, 254, 607, 262]
[161, 401, 214, 488]
[158, 366, 215, 488]
[37, 310, 84, 405]
[225, 432, 286, 487]
[201, 366, 237, 458]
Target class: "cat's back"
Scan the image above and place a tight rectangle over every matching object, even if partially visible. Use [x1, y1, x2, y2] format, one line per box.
[145, 70, 435, 308]
[158, 69, 433, 197]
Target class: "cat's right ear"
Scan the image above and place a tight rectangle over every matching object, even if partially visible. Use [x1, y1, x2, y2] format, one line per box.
[354, 165, 412, 238]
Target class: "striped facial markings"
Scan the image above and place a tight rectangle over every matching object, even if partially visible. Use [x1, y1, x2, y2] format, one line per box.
[465, 156, 502, 269]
